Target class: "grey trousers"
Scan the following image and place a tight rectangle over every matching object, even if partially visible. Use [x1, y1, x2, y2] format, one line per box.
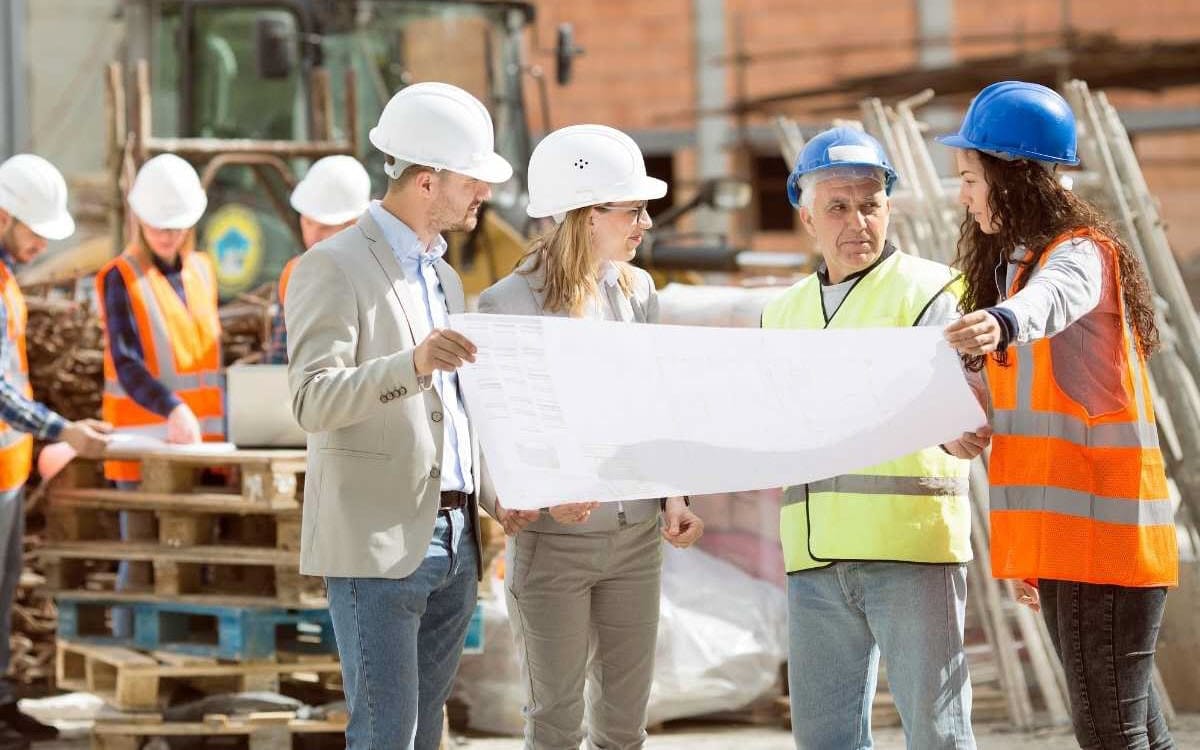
[505, 518, 662, 750]
[0, 488, 21, 705]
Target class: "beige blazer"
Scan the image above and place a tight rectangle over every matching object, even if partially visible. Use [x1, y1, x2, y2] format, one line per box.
[286, 213, 481, 578]
[476, 256, 661, 534]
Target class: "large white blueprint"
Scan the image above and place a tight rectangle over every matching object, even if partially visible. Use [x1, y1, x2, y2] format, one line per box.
[451, 313, 986, 510]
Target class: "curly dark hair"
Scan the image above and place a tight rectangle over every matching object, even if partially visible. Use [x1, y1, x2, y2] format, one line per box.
[953, 151, 1160, 371]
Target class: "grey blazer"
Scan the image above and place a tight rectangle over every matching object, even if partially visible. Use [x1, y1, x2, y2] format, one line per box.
[286, 213, 481, 578]
[476, 256, 660, 534]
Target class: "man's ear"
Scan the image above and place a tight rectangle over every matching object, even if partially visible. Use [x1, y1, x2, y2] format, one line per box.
[0, 209, 11, 235]
[797, 206, 816, 239]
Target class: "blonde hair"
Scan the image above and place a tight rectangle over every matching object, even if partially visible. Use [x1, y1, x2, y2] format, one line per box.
[519, 207, 635, 316]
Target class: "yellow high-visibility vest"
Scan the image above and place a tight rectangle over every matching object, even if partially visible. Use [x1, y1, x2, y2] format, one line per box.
[762, 249, 973, 572]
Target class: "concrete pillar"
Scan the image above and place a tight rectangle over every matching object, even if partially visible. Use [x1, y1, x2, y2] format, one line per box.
[0, 0, 28, 159]
[693, 0, 728, 234]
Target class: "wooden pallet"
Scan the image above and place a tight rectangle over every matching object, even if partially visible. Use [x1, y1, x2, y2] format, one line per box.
[90, 710, 347, 750]
[57, 595, 336, 660]
[57, 640, 342, 712]
[56, 448, 307, 504]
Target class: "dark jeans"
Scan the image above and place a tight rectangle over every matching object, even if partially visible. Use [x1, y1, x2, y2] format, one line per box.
[1039, 579, 1175, 750]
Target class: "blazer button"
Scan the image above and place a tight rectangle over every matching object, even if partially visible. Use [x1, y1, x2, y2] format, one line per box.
[430, 467, 441, 479]
[399, 386, 408, 396]
[379, 394, 387, 403]
[431, 411, 443, 422]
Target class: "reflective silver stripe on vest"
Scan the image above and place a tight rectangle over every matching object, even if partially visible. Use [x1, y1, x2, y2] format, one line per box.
[104, 371, 214, 396]
[807, 474, 968, 497]
[782, 485, 806, 506]
[991, 410, 1158, 448]
[197, 416, 223, 434]
[992, 485, 1175, 526]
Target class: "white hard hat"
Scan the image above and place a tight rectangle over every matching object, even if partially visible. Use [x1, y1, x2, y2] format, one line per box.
[128, 154, 208, 230]
[526, 124, 666, 219]
[368, 82, 513, 184]
[0, 154, 75, 240]
[290, 155, 371, 225]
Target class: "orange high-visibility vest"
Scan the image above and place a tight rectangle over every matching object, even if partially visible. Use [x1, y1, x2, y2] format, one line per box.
[278, 256, 299, 306]
[97, 247, 225, 482]
[987, 228, 1178, 587]
[0, 264, 33, 492]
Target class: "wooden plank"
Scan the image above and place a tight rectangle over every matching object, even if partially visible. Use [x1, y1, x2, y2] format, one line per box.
[99, 448, 305, 465]
[50, 488, 300, 514]
[56, 590, 326, 609]
[39, 541, 297, 566]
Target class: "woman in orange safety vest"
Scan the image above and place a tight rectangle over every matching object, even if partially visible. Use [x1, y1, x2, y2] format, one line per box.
[95, 154, 224, 636]
[940, 81, 1177, 749]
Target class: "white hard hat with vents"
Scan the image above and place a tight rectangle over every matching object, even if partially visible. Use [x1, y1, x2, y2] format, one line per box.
[290, 155, 371, 225]
[369, 82, 513, 184]
[128, 154, 208, 230]
[526, 124, 666, 220]
[0, 154, 75, 240]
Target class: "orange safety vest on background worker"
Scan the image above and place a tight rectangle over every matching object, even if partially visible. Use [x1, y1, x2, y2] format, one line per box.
[0, 264, 33, 492]
[97, 247, 225, 482]
[277, 255, 299, 306]
[986, 228, 1178, 587]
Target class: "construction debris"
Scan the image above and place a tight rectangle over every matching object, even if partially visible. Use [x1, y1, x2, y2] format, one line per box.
[25, 296, 104, 422]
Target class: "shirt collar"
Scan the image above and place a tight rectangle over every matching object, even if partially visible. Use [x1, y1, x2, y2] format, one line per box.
[367, 201, 447, 267]
[149, 250, 183, 275]
[597, 261, 619, 288]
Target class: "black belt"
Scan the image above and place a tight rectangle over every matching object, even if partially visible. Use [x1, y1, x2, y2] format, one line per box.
[439, 491, 468, 510]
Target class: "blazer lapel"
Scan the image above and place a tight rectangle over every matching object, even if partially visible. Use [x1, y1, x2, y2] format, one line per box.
[433, 257, 466, 315]
[359, 213, 422, 344]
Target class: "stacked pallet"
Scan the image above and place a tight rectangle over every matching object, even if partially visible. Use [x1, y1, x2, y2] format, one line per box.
[37, 446, 344, 746]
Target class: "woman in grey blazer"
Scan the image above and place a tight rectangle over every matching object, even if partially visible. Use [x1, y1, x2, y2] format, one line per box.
[478, 124, 704, 750]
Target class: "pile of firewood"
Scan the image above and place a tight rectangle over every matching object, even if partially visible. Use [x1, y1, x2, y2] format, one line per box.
[25, 296, 104, 421]
[8, 546, 56, 687]
[219, 282, 274, 365]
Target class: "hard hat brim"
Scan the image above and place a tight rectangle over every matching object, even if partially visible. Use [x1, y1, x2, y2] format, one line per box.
[526, 175, 667, 219]
[936, 133, 1080, 165]
[293, 205, 365, 226]
[26, 211, 75, 241]
[131, 202, 207, 231]
[455, 152, 514, 184]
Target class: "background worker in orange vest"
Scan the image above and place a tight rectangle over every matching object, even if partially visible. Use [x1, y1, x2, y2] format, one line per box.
[96, 154, 224, 637]
[941, 81, 1178, 749]
[0, 154, 110, 748]
[264, 155, 371, 364]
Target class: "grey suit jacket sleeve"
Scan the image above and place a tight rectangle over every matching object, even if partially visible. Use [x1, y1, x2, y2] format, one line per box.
[286, 247, 422, 433]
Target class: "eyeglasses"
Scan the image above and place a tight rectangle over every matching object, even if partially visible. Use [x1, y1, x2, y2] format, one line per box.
[595, 203, 650, 222]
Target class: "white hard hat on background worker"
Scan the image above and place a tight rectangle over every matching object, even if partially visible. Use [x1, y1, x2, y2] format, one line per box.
[127, 153, 208, 229]
[289, 155, 372, 225]
[0, 153, 75, 241]
[368, 81, 513, 183]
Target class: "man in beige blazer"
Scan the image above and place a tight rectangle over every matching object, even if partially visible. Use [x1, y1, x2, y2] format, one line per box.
[285, 82, 522, 750]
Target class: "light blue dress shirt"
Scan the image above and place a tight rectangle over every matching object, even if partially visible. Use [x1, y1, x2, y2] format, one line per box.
[367, 202, 474, 494]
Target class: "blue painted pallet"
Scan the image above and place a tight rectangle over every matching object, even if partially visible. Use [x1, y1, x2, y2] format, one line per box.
[55, 596, 336, 661]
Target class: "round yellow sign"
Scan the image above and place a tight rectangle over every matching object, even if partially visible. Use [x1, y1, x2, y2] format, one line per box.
[204, 204, 263, 296]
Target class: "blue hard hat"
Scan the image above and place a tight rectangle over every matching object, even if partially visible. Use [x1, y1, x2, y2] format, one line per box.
[937, 81, 1079, 165]
[786, 127, 898, 208]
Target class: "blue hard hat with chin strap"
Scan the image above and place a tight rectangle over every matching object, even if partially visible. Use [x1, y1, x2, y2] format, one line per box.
[937, 81, 1079, 165]
[786, 127, 898, 208]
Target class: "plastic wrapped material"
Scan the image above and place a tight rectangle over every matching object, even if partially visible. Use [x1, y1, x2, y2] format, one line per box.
[451, 546, 788, 734]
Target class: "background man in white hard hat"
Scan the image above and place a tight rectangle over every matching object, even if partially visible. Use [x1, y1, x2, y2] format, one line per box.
[285, 82, 513, 749]
[762, 128, 987, 749]
[265, 154, 372, 364]
[0, 154, 111, 749]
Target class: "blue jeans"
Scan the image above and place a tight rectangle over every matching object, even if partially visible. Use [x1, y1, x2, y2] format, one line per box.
[327, 509, 478, 750]
[1039, 579, 1175, 750]
[0, 488, 23, 705]
[787, 562, 975, 750]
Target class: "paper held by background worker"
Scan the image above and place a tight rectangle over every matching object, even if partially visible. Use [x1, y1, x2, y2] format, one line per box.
[450, 313, 986, 510]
